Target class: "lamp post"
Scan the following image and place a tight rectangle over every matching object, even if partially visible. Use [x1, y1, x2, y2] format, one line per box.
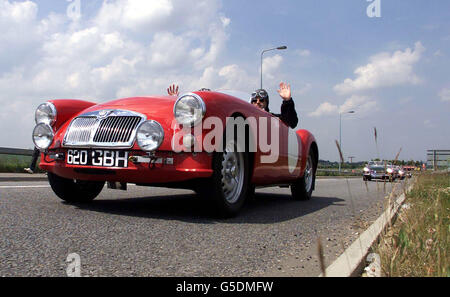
[339, 110, 355, 173]
[261, 46, 287, 89]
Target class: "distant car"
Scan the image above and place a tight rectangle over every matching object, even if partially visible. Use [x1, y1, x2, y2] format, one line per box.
[363, 163, 396, 182]
[397, 166, 412, 180]
[32, 90, 318, 217]
[402, 166, 414, 178]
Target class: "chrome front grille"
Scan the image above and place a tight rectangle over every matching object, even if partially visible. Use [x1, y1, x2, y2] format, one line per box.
[63, 110, 146, 148]
[93, 116, 142, 143]
[64, 117, 97, 144]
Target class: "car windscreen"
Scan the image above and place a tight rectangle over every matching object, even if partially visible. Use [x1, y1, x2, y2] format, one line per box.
[215, 90, 251, 103]
[370, 166, 386, 171]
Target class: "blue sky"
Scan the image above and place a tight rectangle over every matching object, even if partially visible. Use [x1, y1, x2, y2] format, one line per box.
[0, 0, 449, 162]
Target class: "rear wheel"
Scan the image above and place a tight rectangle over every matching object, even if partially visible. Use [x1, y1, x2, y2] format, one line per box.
[48, 172, 105, 203]
[291, 150, 316, 200]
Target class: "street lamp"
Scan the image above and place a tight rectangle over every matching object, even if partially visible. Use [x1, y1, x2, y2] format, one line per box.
[261, 46, 287, 89]
[339, 110, 355, 173]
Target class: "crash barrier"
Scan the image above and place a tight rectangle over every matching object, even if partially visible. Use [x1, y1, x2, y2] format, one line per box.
[0, 147, 34, 156]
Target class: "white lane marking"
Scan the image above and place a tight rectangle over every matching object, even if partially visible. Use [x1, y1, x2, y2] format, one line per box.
[0, 180, 354, 189]
[0, 185, 51, 189]
[0, 184, 141, 189]
[316, 178, 357, 182]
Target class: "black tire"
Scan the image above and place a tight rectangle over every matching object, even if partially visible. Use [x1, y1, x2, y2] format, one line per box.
[363, 176, 367, 181]
[214, 138, 250, 217]
[246, 184, 256, 203]
[291, 149, 316, 200]
[48, 172, 105, 203]
[199, 125, 251, 217]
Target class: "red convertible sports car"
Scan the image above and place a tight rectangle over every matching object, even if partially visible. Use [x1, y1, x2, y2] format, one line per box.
[33, 90, 318, 217]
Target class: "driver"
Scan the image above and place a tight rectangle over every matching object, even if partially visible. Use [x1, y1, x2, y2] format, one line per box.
[167, 82, 299, 129]
[251, 82, 298, 129]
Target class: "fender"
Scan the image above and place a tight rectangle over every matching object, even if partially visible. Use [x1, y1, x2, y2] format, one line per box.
[47, 99, 97, 132]
[296, 129, 318, 179]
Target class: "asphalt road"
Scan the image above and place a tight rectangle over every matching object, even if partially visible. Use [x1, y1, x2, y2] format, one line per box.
[0, 178, 406, 277]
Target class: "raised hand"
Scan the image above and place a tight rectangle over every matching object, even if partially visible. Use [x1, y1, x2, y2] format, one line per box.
[167, 84, 179, 96]
[277, 82, 291, 101]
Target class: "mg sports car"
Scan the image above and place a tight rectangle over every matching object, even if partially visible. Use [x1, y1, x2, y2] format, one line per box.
[32, 90, 318, 217]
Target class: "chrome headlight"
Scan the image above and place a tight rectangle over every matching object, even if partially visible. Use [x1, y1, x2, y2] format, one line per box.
[173, 93, 206, 126]
[364, 167, 370, 172]
[136, 120, 164, 151]
[32, 123, 54, 150]
[35, 102, 57, 126]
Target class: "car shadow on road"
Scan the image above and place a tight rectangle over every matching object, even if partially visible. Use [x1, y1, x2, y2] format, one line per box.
[67, 191, 346, 224]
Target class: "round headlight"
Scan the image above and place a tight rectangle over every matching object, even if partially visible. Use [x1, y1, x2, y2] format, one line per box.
[136, 120, 164, 151]
[173, 93, 206, 126]
[35, 102, 57, 126]
[33, 123, 54, 150]
[364, 167, 370, 172]
[387, 168, 393, 173]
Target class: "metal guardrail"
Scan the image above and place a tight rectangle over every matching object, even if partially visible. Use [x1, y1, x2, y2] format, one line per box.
[317, 168, 362, 173]
[0, 148, 372, 174]
[0, 147, 34, 156]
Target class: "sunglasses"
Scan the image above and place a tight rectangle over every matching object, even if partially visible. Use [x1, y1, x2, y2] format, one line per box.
[251, 97, 267, 104]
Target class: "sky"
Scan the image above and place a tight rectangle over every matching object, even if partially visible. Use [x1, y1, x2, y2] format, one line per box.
[0, 0, 449, 162]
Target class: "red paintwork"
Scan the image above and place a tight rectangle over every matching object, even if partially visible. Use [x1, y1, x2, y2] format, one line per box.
[40, 91, 317, 186]
[40, 151, 213, 183]
[48, 100, 97, 132]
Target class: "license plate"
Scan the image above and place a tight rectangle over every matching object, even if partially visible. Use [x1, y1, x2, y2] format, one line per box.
[67, 150, 129, 168]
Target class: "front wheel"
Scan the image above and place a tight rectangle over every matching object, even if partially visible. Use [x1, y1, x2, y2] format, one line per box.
[291, 150, 316, 200]
[48, 172, 105, 203]
[201, 138, 250, 217]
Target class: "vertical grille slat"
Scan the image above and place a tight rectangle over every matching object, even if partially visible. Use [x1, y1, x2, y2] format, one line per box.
[93, 116, 142, 144]
[65, 117, 97, 144]
[121, 117, 134, 142]
[64, 111, 144, 148]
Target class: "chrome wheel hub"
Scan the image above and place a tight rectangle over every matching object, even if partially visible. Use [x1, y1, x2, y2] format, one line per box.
[304, 155, 313, 193]
[221, 142, 244, 204]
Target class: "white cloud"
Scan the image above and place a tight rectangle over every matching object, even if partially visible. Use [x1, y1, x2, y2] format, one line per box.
[309, 95, 377, 117]
[334, 42, 425, 95]
[308, 102, 338, 117]
[439, 88, 450, 102]
[220, 16, 231, 27]
[0, 0, 37, 23]
[424, 120, 435, 128]
[0, 0, 240, 148]
[296, 49, 311, 57]
[338, 95, 377, 113]
[262, 54, 283, 80]
[95, 0, 174, 33]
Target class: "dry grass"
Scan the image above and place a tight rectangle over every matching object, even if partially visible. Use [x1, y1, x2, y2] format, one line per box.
[373, 172, 450, 277]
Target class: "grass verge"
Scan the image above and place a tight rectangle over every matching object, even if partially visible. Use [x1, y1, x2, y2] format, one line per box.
[0, 154, 43, 173]
[372, 172, 449, 276]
